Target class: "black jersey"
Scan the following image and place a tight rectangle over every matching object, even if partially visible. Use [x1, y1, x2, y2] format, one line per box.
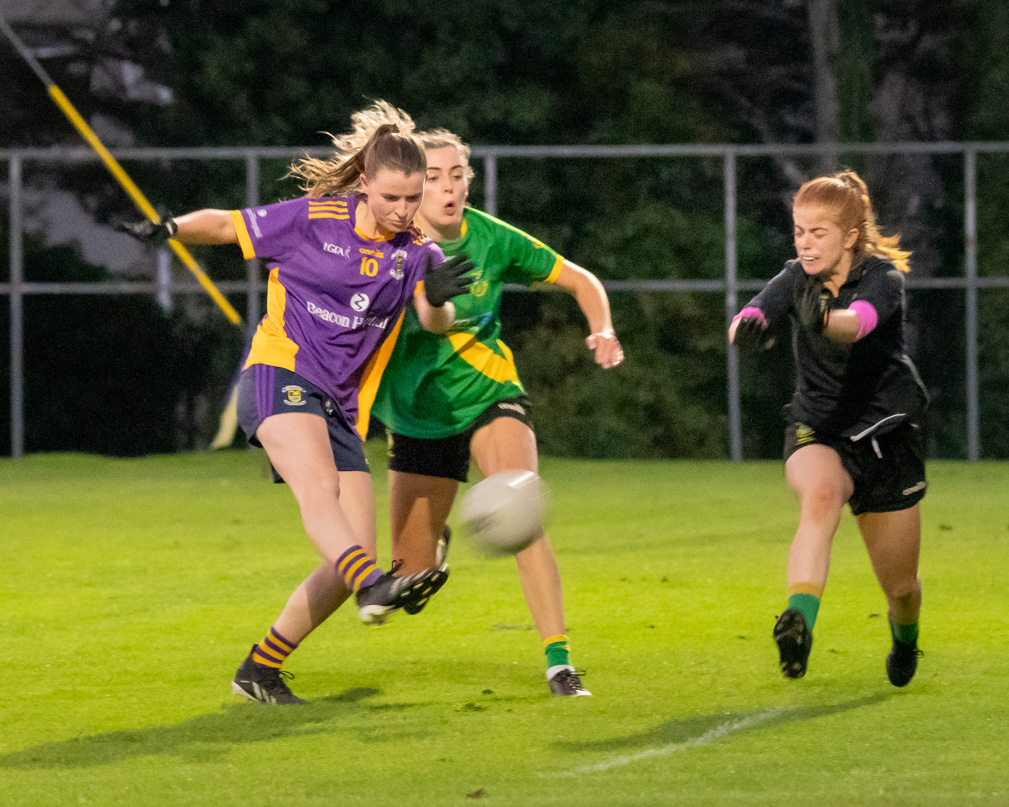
[746, 256, 928, 439]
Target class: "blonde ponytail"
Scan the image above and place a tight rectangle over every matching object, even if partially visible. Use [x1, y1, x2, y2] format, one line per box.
[286, 100, 424, 197]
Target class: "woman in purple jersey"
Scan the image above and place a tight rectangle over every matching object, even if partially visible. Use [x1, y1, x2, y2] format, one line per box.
[119, 106, 473, 704]
[730, 170, 927, 687]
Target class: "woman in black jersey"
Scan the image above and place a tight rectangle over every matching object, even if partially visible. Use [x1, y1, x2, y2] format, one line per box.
[730, 169, 928, 687]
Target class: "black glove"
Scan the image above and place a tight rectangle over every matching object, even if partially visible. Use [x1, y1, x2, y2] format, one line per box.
[115, 217, 178, 245]
[795, 276, 829, 334]
[733, 316, 770, 352]
[424, 253, 475, 307]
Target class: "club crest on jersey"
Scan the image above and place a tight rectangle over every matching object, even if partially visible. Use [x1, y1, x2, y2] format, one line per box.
[282, 385, 306, 406]
[391, 249, 407, 280]
[469, 269, 488, 298]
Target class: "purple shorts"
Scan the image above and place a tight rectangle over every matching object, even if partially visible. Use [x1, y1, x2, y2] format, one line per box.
[237, 364, 369, 478]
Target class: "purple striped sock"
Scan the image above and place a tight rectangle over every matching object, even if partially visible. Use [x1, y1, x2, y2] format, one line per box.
[252, 626, 299, 669]
[336, 546, 383, 591]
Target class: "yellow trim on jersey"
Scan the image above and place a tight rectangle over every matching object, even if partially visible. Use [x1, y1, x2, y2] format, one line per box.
[445, 333, 520, 386]
[459, 219, 468, 238]
[355, 310, 408, 440]
[354, 225, 394, 242]
[230, 209, 255, 260]
[243, 267, 299, 371]
[543, 255, 564, 284]
[308, 212, 350, 220]
[307, 200, 348, 208]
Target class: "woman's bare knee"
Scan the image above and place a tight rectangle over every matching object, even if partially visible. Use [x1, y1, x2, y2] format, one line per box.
[799, 485, 846, 523]
[884, 577, 921, 603]
[290, 472, 341, 506]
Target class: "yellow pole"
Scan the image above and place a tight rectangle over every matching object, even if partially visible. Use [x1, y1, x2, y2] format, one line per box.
[0, 12, 241, 326]
[47, 87, 242, 325]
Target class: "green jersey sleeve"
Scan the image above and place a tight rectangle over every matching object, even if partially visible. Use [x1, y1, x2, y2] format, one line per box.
[475, 212, 564, 287]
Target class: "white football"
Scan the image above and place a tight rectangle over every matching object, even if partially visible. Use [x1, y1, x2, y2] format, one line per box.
[459, 470, 549, 556]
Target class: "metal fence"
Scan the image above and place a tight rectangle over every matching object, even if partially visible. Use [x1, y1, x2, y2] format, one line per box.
[3, 141, 1009, 461]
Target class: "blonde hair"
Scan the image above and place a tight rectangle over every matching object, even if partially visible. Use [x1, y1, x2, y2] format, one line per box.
[417, 128, 475, 181]
[793, 169, 912, 273]
[286, 100, 425, 197]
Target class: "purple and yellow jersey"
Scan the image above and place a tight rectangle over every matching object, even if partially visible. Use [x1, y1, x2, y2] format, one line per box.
[231, 195, 442, 439]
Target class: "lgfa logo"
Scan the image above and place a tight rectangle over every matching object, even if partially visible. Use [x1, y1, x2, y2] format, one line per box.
[324, 242, 350, 258]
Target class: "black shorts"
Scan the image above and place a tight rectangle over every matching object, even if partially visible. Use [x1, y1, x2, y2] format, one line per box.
[386, 395, 535, 483]
[783, 420, 926, 516]
[236, 364, 369, 481]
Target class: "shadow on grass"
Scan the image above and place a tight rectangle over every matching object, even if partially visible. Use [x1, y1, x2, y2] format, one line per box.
[557, 691, 891, 755]
[0, 687, 380, 770]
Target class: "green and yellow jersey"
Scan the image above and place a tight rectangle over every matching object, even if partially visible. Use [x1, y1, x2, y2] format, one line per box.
[372, 207, 564, 438]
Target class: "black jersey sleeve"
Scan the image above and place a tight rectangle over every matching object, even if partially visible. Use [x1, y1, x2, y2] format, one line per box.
[743, 261, 801, 326]
[849, 258, 904, 325]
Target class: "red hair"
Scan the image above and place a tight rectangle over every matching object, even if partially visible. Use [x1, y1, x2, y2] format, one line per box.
[794, 170, 911, 273]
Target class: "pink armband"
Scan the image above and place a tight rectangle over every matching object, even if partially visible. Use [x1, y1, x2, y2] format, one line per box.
[732, 307, 767, 327]
[849, 300, 878, 340]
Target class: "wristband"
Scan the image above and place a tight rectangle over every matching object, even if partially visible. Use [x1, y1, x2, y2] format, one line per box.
[732, 307, 767, 328]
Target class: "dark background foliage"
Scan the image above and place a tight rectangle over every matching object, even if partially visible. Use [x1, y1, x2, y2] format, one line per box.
[2, 0, 1008, 458]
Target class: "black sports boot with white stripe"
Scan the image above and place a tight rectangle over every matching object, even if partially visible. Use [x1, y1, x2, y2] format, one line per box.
[774, 608, 813, 679]
[356, 564, 447, 625]
[548, 667, 592, 696]
[404, 527, 452, 616]
[435, 524, 452, 567]
[232, 646, 305, 704]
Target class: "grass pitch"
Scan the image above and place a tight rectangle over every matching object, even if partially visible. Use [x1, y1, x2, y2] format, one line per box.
[2, 448, 1008, 806]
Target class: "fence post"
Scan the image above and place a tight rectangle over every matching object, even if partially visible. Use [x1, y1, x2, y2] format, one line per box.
[484, 153, 497, 217]
[245, 150, 261, 331]
[964, 148, 979, 462]
[724, 151, 742, 463]
[156, 248, 171, 313]
[9, 156, 24, 459]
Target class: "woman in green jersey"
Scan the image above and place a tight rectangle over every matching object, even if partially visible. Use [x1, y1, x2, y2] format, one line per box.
[372, 128, 623, 696]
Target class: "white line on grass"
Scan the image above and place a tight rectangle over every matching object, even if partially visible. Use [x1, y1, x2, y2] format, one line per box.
[554, 709, 784, 777]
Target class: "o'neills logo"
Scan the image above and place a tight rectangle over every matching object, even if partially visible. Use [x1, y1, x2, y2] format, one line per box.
[307, 300, 389, 330]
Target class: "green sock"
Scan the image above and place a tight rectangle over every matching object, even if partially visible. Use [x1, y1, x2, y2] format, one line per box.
[891, 619, 919, 645]
[788, 592, 821, 631]
[544, 634, 571, 670]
